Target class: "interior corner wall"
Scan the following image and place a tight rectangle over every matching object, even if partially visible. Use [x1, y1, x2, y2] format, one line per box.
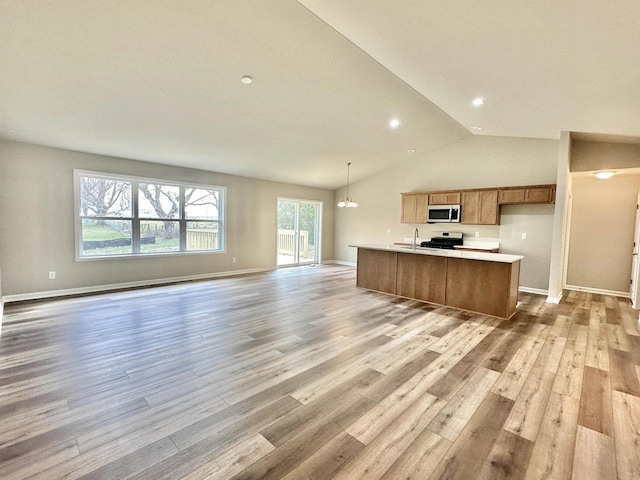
[333, 135, 559, 291]
[0, 140, 335, 299]
[566, 175, 640, 294]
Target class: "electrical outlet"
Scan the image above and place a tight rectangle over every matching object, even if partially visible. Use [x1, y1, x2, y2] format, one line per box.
[521, 233, 527, 240]
[48, 271, 56, 280]
[474, 231, 480, 237]
[387, 228, 391, 234]
[232, 257, 237, 263]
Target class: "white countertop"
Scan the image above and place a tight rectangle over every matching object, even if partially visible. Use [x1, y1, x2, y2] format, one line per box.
[453, 240, 500, 251]
[350, 244, 523, 264]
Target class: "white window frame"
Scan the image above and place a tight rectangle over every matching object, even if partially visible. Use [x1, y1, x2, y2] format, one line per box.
[276, 196, 323, 266]
[74, 170, 226, 261]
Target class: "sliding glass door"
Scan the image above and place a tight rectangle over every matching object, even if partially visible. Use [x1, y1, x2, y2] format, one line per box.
[277, 198, 321, 266]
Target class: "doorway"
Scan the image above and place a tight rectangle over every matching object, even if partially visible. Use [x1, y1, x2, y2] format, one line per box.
[277, 198, 322, 266]
[631, 193, 640, 308]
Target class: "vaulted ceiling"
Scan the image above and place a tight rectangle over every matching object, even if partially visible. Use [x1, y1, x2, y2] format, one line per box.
[1, 1, 639, 188]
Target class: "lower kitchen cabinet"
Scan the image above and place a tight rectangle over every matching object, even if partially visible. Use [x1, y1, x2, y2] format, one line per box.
[396, 253, 446, 304]
[356, 248, 397, 294]
[354, 246, 521, 319]
[445, 257, 520, 319]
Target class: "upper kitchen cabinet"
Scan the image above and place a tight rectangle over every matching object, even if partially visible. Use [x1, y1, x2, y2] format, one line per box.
[428, 192, 461, 205]
[525, 186, 556, 203]
[402, 183, 555, 225]
[401, 193, 429, 224]
[461, 190, 499, 225]
[498, 185, 556, 204]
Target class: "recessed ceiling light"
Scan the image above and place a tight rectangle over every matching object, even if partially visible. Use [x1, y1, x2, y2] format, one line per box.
[408, 148, 416, 153]
[240, 75, 253, 84]
[472, 98, 485, 107]
[389, 118, 400, 129]
[472, 126, 483, 131]
[594, 171, 615, 180]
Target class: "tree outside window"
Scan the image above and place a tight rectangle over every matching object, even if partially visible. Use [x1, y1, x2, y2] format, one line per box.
[76, 171, 224, 257]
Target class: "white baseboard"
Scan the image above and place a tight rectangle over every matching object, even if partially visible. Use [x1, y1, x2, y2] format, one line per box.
[2, 267, 275, 304]
[545, 293, 563, 304]
[564, 284, 630, 299]
[323, 260, 356, 267]
[518, 286, 549, 296]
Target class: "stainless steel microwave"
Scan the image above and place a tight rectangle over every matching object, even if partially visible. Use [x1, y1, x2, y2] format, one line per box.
[427, 204, 461, 223]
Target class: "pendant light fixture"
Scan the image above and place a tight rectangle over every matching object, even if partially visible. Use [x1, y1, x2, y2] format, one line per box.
[337, 162, 358, 208]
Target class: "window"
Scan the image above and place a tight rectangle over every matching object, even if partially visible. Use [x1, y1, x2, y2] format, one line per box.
[75, 171, 224, 258]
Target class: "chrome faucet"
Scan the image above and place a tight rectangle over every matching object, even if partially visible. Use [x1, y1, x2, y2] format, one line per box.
[413, 228, 419, 250]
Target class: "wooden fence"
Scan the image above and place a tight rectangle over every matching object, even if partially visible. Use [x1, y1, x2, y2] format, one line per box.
[186, 229, 219, 250]
[278, 229, 309, 257]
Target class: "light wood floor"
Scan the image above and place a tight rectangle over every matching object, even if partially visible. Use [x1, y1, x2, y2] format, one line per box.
[1, 265, 639, 479]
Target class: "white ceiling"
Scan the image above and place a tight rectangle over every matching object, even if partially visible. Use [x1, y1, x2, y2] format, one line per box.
[300, 0, 640, 140]
[1, 1, 639, 189]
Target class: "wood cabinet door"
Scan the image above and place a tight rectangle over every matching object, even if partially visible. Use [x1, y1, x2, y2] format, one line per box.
[479, 190, 499, 225]
[460, 191, 480, 224]
[356, 249, 397, 294]
[401, 194, 428, 223]
[525, 187, 553, 203]
[396, 253, 446, 304]
[401, 194, 417, 223]
[414, 194, 428, 223]
[498, 189, 525, 204]
[445, 258, 514, 318]
[429, 192, 461, 205]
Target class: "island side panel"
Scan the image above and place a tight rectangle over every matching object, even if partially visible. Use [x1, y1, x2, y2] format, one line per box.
[356, 248, 397, 294]
[445, 257, 516, 318]
[397, 252, 447, 304]
[508, 260, 520, 316]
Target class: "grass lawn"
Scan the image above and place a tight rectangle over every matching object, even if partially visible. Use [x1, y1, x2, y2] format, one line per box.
[82, 221, 179, 255]
[82, 221, 128, 240]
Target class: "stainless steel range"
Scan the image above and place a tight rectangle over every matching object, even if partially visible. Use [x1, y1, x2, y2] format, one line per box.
[420, 231, 463, 249]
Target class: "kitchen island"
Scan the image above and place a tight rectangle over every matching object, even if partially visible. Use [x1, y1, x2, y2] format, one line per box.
[350, 244, 523, 319]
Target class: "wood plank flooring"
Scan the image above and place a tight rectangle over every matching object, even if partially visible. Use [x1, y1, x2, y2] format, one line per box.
[1, 265, 639, 479]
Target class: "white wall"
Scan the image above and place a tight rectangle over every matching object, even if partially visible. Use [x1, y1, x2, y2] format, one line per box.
[0, 140, 335, 299]
[334, 135, 559, 290]
[547, 131, 572, 302]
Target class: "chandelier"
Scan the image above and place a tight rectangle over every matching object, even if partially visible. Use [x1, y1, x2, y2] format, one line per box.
[337, 162, 358, 208]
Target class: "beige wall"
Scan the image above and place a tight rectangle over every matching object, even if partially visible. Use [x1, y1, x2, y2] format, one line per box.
[334, 135, 559, 291]
[571, 140, 640, 172]
[567, 175, 640, 294]
[0, 260, 3, 335]
[0, 140, 334, 298]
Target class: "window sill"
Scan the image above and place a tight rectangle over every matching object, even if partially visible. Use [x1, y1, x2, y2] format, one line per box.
[75, 249, 226, 262]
